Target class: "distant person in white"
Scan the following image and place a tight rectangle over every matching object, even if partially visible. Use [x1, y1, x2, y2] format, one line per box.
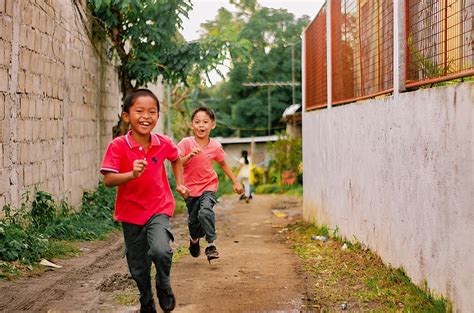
[237, 150, 252, 202]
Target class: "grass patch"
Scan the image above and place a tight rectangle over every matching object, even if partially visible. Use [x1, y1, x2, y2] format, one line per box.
[256, 184, 303, 196]
[113, 289, 139, 306]
[0, 183, 119, 279]
[288, 221, 450, 312]
[172, 245, 188, 263]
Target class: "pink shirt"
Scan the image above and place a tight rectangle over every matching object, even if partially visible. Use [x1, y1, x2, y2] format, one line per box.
[100, 131, 179, 225]
[177, 137, 226, 197]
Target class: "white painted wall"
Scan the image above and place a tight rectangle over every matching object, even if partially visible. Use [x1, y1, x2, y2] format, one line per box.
[302, 82, 473, 312]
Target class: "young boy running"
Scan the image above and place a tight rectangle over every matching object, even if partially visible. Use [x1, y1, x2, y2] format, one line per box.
[178, 107, 243, 263]
[101, 89, 188, 313]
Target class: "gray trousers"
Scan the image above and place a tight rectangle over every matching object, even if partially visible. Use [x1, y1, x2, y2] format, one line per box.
[122, 214, 174, 306]
[185, 191, 217, 242]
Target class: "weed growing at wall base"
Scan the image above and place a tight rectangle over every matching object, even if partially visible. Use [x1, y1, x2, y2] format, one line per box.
[0, 183, 119, 279]
[289, 221, 450, 312]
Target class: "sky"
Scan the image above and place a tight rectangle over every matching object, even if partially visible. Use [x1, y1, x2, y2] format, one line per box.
[181, 0, 325, 41]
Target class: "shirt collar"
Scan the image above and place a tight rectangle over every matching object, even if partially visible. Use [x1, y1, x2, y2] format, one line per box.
[125, 131, 161, 149]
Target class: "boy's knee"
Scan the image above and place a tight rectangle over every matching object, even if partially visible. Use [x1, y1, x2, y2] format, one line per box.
[149, 244, 172, 260]
[198, 208, 213, 220]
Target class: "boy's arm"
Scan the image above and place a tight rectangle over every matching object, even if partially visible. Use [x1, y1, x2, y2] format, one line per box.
[181, 147, 201, 165]
[103, 159, 147, 187]
[170, 157, 189, 198]
[219, 161, 244, 194]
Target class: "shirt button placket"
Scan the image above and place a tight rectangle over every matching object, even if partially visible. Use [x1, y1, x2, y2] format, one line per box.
[139, 146, 146, 161]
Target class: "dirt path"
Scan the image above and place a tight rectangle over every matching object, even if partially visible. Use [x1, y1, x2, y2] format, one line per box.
[0, 194, 306, 312]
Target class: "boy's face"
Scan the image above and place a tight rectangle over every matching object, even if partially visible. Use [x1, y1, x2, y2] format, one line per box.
[191, 111, 216, 140]
[122, 96, 159, 137]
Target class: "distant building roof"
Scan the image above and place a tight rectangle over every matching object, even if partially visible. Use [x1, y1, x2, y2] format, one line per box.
[282, 104, 302, 117]
[215, 135, 281, 144]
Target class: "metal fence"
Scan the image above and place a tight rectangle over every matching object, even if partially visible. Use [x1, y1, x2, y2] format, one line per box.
[332, 0, 394, 105]
[305, 4, 327, 110]
[406, 0, 474, 87]
[304, 0, 473, 110]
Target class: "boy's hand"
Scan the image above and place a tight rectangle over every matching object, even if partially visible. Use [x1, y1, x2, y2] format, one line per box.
[189, 147, 202, 158]
[233, 182, 244, 195]
[132, 159, 148, 178]
[176, 185, 189, 199]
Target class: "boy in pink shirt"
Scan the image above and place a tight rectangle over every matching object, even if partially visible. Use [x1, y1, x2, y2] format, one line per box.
[178, 107, 243, 263]
[101, 89, 188, 313]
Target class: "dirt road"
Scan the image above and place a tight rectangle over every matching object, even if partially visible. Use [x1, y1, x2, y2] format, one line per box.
[0, 194, 306, 312]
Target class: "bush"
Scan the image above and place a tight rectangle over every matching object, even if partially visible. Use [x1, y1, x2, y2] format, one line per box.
[0, 183, 119, 264]
[267, 134, 302, 186]
[255, 184, 303, 196]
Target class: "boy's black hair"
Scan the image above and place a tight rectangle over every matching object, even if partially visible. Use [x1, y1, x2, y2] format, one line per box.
[191, 106, 215, 121]
[122, 89, 160, 113]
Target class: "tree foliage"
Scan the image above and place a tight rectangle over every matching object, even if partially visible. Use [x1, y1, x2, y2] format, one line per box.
[87, 0, 199, 94]
[87, 0, 253, 137]
[188, 4, 311, 137]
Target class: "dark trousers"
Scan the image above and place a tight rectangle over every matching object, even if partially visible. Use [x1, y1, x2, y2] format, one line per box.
[122, 214, 174, 306]
[185, 191, 217, 242]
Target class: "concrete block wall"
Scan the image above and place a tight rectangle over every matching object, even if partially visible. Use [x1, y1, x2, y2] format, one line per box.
[0, 0, 121, 210]
[302, 82, 473, 312]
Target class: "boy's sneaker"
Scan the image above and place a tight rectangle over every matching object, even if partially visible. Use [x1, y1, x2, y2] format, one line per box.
[140, 299, 157, 313]
[189, 239, 200, 257]
[205, 245, 219, 263]
[157, 287, 176, 312]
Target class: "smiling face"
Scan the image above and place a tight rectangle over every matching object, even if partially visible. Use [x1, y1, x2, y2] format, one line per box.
[191, 110, 216, 141]
[122, 95, 159, 139]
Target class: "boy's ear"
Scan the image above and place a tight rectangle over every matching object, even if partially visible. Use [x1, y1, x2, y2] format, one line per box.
[211, 120, 216, 129]
[121, 112, 130, 123]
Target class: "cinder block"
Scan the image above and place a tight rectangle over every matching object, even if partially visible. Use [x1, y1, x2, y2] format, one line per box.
[40, 11, 47, 33]
[0, 68, 8, 91]
[32, 120, 40, 141]
[0, 169, 8, 194]
[0, 94, 4, 120]
[32, 74, 41, 94]
[23, 165, 32, 186]
[28, 96, 35, 117]
[18, 70, 25, 92]
[34, 31, 41, 53]
[32, 162, 40, 184]
[0, 197, 5, 215]
[41, 34, 49, 54]
[5, 0, 12, 16]
[49, 101, 55, 119]
[19, 48, 30, 70]
[35, 98, 42, 119]
[19, 25, 27, 46]
[0, 0, 5, 14]
[54, 99, 61, 118]
[25, 73, 34, 94]
[22, 4, 32, 26]
[20, 96, 29, 118]
[46, 17, 54, 35]
[39, 160, 46, 181]
[39, 120, 46, 139]
[19, 142, 28, 164]
[26, 28, 35, 50]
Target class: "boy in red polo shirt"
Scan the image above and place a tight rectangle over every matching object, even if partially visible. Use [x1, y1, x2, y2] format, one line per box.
[101, 89, 188, 313]
[178, 107, 243, 263]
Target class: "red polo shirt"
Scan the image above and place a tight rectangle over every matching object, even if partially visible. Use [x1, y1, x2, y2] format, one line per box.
[100, 131, 179, 225]
[177, 136, 226, 197]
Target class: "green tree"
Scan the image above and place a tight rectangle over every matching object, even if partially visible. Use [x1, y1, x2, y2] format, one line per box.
[86, 0, 251, 137]
[197, 5, 310, 137]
